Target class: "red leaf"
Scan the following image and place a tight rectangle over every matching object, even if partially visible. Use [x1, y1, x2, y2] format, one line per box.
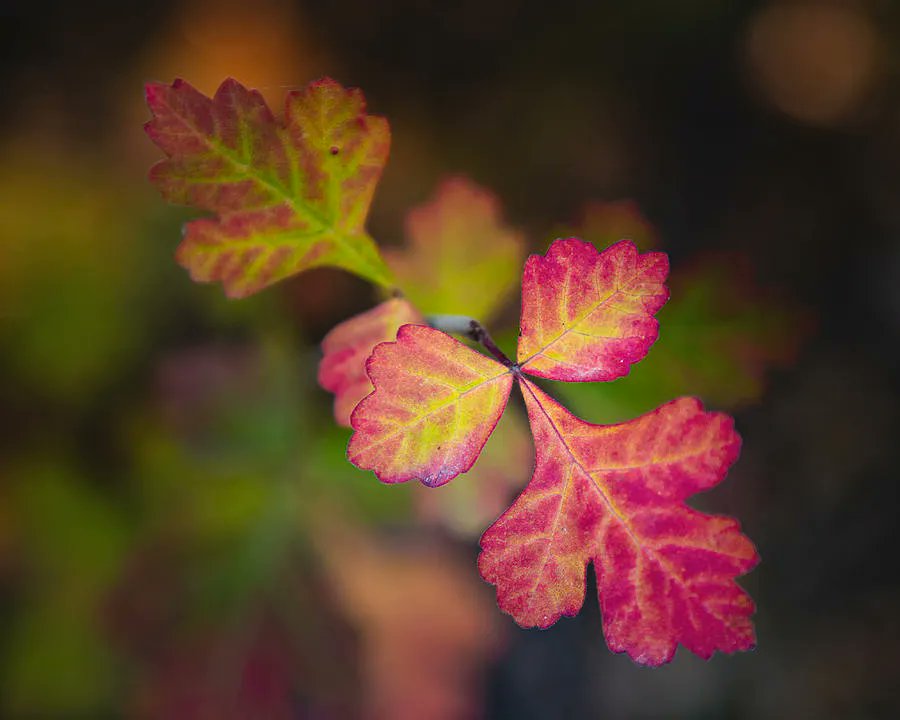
[518, 238, 669, 382]
[346, 237, 758, 665]
[479, 379, 757, 665]
[348, 325, 513, 487]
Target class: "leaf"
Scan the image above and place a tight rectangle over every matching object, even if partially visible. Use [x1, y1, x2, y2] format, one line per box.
[319, 526, 499, 720]
[385, 176, 525, 319]
[347, 237, 758, 664]
[348, 324, 513, 487]
[517, 238, 669, 382]
[318, 298, 423, 427]
[478, 378, 757, 666]
[145, 77, 393, 297]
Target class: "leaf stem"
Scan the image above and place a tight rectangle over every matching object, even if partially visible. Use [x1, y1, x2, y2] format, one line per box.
[425, 314, 515, 368]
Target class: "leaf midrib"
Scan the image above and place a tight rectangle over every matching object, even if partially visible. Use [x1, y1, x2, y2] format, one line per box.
[519, 272, 644, 369]
[357, 369, 513, 453]
[519, 380, 741, 629]
[162, 93, 390, 284]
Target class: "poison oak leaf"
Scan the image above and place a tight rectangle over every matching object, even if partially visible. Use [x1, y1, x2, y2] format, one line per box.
[348, 237, 758, 665]
[478, 379, 757, 666]
[144, 77, 393, 297]
[517, 238, 669, 382]
[348, 324, 513, 487]
[318, 298, 423, 427]
[385, 177, 525, 320]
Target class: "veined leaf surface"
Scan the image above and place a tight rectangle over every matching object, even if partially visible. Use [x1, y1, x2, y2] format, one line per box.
[478, 379, 757, 666]
[145, 77, 393, 297]
[318, 298, 423, 427]
[517, 238, 669, 382]
[348, 325, 513, 487]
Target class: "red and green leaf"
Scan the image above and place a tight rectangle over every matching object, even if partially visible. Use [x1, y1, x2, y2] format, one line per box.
[348, 324, 513, 487]
[385, 177, 525, 320]
[145, 77, 393, 297]
[347, 237, 757, 665]
[517, 238, 669, 382]
[478, 379, 757, 666]
[318, 298, 423, 427]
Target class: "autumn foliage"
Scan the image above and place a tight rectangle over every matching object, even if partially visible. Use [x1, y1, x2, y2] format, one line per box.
[145, 76, 760, 666]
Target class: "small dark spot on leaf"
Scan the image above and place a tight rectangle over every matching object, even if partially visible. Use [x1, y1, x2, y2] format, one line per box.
[329, 145, 340, 155]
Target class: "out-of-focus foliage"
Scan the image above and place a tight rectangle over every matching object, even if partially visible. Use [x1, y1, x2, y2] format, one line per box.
[552, 207, 810, 423]
[0, 149, 155, 402]
[556, 263, 807, 421]
[1, 460, 130, 716]
[555, 199, 660, 252]
[319, 527, 500, 720]
[386, 176, 525, 320]
[319, 297, 422, 427]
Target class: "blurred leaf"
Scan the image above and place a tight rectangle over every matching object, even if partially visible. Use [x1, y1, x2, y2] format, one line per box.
[386, 176, 525, 320]
[110, 550, 360, 720]
[554, 199, 660, 252]
[4, 601, 121, 715]
[318, 298, 423, 426]
[554, 252, 811, 422]
[319, 526, 500, 720]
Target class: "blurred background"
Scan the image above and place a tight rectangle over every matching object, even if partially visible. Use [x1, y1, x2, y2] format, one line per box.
[1, 0, 899, 717]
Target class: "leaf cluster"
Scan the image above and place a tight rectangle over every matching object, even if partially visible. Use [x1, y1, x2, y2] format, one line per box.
[145, 76, 761, 665]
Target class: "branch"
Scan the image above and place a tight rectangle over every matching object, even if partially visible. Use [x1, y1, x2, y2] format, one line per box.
[425, 314, 515, 368]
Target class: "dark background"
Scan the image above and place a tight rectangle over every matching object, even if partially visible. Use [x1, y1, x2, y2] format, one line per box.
[1, 0, 898, 717]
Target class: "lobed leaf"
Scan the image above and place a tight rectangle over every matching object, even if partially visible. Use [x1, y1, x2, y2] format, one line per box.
[479, 378, 757, 666]
[348, 325, 513, 487]
[318, 298, 423, 427]
[517, 238, 669, 382]
[145, 77, 393, 297]
[385, 177, 525, 320]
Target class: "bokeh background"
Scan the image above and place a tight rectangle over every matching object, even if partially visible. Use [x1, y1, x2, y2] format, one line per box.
[1, 0, 899, 717]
